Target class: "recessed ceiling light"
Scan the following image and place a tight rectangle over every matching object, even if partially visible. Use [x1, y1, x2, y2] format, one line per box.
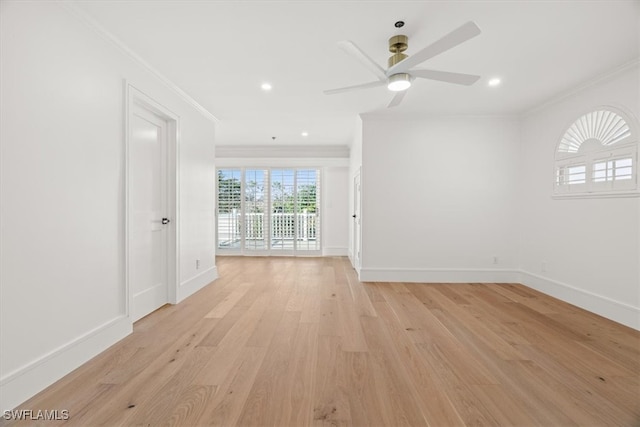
[261, 82, 272, 91]
[488, 78, 501, 87]
[301, 131, 309, 137]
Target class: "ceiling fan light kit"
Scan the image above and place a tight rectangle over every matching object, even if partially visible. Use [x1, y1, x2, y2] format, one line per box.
[387, 73, 411, 91]
[324, 21, 482, 108]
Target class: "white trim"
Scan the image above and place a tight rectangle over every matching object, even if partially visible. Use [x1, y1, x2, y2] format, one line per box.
[552, 191, 640, 199]
[352, 169, 362, 275]
[216, 145, 349, 159]
[555, 104, 640, 156]
[177, 266, 218, 303]
[524, 59, 640, 116]
[0, 316, 131, 411]
[132, 284, 167, 322]
[359, 267, 519, 283]
[216, 167, 323, 257]
[322, 247, 348, 257]
[216, 158, 349, 168]
[520, 271, 640, 331]
[60, 1, 218, 123]
[216, 252, 335, 258]
[360, 112, 519, 121]
[552, 105, 638, 198]
[126, 83, 180, 314]
[357, 266, 639, 331]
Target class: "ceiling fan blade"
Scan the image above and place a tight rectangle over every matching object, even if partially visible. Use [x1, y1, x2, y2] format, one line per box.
[387, 21, 481, 75]
[323, 80, 386, 95]
[387, 90, 407, 108]
[338, 40, 387, 81]
[411, 69, 481, 85]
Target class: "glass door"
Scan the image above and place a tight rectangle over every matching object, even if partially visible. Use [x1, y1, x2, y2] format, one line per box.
[270, 169, 296, 253]
[295, 169, 320, 252]
[244, 169, 268, 251]
[217, 169, 242, 251]
[217, 168, 320, 255]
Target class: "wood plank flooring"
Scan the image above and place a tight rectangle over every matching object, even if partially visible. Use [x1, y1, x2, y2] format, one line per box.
[4, 256, 639, 426]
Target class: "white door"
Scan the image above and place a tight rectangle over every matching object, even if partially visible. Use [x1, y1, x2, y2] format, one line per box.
[130, 105, 169, 321]
[353, 173, 361, 271]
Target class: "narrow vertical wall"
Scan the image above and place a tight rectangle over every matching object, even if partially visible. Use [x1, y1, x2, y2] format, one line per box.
[322, 167, 350, 256]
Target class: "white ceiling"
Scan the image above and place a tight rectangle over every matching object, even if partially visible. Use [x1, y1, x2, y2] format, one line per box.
[72, 0, 639, 146]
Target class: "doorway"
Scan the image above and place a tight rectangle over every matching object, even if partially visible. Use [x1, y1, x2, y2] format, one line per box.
[353, 171, 362, 272]
[217, 168, 321, 256]
[126, 84, 177, 321]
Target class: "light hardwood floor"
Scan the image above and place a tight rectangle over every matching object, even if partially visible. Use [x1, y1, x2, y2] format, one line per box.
[5, 256, 640, 426]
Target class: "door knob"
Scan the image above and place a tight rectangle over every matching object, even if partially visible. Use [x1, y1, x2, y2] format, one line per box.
[162, 218, 170, 224]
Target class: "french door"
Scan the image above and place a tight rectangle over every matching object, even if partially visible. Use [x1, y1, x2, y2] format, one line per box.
[217, 168, 321, 255]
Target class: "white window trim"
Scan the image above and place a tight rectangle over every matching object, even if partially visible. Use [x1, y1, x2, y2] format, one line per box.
[553, 106, 639, 199]
[216, 167, 322, 256]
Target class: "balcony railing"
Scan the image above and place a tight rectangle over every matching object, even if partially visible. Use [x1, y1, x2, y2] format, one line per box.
[218, 211, 317, 247]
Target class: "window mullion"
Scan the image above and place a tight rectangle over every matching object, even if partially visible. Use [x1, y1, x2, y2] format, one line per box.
[240, 169, 246, 253]
[293, 169, 298, 253]
[554, 107, 637, 198]
[266, 169, 271, 254]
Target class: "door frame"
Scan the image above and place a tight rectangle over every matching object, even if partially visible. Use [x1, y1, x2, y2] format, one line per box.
[352, 169, 362, 273]
[125, 82, 179, 320]
[216, 167, 322, 257]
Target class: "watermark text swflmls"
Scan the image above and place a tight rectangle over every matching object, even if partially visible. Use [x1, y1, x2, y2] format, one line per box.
[3, 409, 69, 421]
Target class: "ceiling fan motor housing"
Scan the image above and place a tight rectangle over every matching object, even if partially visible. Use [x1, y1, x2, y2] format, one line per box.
[388, 34, 408, 67]
[388, 35, 408, 52]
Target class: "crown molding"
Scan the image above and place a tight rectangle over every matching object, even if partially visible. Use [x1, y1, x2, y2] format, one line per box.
[522, 58, 640, 117]
[359, 112, 518, 121]
[216, 144, 350, 159]
[59, 1, 219, 123]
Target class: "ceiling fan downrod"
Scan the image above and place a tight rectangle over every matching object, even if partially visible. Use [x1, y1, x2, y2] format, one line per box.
[388, 34, 408, 68]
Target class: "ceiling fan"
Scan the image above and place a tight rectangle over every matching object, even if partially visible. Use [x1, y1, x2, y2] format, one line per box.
[324, 21, 482, 108]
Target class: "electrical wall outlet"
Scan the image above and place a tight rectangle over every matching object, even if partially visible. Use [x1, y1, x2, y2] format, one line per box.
[196, 259, 201, 269]
[541, 261, 547, 273]
[493, 256, 499, 265]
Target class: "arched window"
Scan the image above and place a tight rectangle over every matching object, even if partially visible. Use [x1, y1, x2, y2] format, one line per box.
[554, 106, 638, 197]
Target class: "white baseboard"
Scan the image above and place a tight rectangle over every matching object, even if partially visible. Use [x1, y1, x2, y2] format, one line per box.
[358, 266, 639, 330]
[322, 247, 348, 257]
[2, 266, 634, 413]
[133, 283, 166, 322]
[520, 271, 640, 331]
[359, 267, 519, 283]
[0, 315, 131, 411]
[177, 266, 218, 303]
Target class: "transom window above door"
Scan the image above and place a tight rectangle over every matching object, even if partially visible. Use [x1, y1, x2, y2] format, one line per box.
[217, 168, 321, 255]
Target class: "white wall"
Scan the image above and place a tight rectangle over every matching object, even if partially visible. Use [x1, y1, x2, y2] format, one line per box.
[352, 66, 639, 330]
[322, 167, 349, 256]
[359, 116, 521, 282]
[519, 65, 639, 329]
[0, 2, 217, 410]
